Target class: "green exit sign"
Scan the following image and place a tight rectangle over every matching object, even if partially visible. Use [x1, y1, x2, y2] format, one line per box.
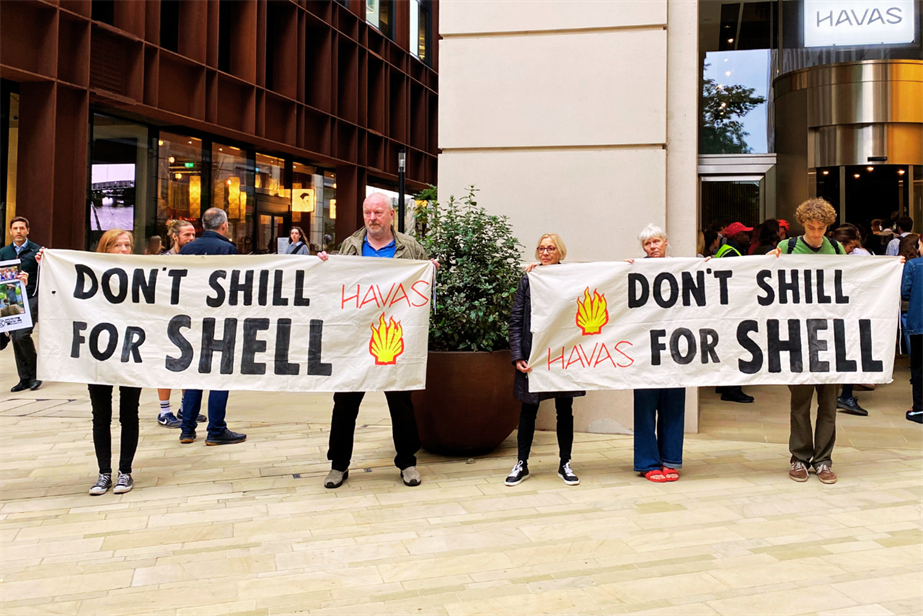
[184, 162, 194, 168]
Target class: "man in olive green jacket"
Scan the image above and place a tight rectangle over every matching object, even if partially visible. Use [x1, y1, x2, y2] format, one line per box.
[318, 193, 434, 489]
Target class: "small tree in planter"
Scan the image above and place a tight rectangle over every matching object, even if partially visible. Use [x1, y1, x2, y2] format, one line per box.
[413, 186, 526, 455]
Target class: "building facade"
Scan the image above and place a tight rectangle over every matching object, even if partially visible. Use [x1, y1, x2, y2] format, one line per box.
[699, 0, 922, 233]
[0, 0, 438, 252]
[437, 0, 701, 433]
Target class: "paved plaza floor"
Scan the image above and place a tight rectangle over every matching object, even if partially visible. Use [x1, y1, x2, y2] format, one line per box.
[1, 347, 921, 615]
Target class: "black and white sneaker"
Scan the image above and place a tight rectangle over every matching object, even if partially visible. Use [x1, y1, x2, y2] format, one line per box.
[505, 460, 529, 486]
[89, 473, 112, 496]
[113, 471, 133, 494]
[558, 461, 579, 486]
[908, 410, 923, 424]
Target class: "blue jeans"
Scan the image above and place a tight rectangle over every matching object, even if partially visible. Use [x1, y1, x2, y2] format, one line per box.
[633, 388, 685, 472]
[181, 390, 228, 438]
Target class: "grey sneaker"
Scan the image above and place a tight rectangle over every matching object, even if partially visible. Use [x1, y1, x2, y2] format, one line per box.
[89, 473, 112, 496]
[401, 466, 421, 487]
[324, 469, 348, 489]
[113, 471, 133, 494]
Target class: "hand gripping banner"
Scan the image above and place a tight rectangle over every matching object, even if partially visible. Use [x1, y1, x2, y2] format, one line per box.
[526, 255, 903, 392]
[38, 250, 434, 392]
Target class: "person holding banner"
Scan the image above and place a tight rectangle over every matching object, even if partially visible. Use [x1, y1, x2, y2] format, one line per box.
[625, 225, 685, 483]
[156, 219, 202, 429]
[505, 233, 584, 487]
[86, 229, 142, 495]
[177, 208, 247, 447]
[903, 234, 923, 424]
[713, 222, 756, 405]
[317, 193, 432, 489]
[773, 198, 846, 484]
[0, 216, 42, 391]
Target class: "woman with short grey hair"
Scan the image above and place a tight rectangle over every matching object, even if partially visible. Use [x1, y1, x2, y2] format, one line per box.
[627, 223, 684, 482]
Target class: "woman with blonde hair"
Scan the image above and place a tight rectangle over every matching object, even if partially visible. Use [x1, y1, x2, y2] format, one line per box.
[88, 229, 142, 495]
[506, 233, 585, 487]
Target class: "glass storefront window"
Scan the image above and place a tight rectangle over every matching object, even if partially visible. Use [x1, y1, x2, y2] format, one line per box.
[409, 0, 432, 63]
[157, 132, 203, 249]
[255, 153, 286, 198]
[91, 114, 152, 252]
[701, 50, 771, 155]
[366, 0, 393, 39]
[213, 143, 253, 254]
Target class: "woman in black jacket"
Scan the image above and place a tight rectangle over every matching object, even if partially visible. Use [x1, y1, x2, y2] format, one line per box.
[506, 233, 585, 487]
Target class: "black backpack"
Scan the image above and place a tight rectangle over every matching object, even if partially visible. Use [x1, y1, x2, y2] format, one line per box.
[786, 235, 843, 255]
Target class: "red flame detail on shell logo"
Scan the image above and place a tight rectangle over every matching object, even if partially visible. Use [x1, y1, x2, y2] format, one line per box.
[369, 313, 405, 365]
[575, 287, 609, 336]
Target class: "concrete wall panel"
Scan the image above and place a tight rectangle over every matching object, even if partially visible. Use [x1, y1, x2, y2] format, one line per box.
[440, 0, 667, 35]
[439, 29, 667, 149]
[437, 147, 666, 263]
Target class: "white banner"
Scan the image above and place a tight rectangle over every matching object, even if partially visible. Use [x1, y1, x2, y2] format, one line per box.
[38, 250, 434, 392]
[526, 256, 903, 392]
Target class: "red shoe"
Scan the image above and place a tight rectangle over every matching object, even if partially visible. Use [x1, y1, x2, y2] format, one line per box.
[641, 469, 667, 482]
[662, 467, 679, 482]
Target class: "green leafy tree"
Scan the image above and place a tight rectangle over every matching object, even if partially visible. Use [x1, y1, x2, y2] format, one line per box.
[419, 186, 524, 352]
[701, 64, 766, 154]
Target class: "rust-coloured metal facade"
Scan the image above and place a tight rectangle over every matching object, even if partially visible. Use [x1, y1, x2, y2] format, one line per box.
[0, 0, 439, 250]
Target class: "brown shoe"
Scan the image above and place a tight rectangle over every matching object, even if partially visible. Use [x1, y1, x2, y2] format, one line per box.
[815, 463, 837, 484]
[788, 460, 809, 482]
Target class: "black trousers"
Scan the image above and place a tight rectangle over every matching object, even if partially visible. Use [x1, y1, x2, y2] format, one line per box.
[517, 397, 574, 463]
[11, 300, 38, 383]
[911, 334, 922, 413]
[327, 391, 420, 472]
[89, 384, 141, 474]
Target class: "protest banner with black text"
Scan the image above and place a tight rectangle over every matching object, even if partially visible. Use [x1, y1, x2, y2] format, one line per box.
[38, 250, 434, 392]
[526, 255, 903, 392]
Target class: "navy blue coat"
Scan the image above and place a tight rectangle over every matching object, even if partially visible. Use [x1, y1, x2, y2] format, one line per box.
[509, 273, 585, 405]
[903, 257, 923, 336]
[179, 230, 237, 256]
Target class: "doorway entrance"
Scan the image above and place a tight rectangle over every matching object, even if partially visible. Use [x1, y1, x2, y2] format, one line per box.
[815, 165, 921, 228]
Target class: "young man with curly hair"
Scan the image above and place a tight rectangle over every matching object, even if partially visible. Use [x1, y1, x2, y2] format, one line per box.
[773, 198, 845, 484]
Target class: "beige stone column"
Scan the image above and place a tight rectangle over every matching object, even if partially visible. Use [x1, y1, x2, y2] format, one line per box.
[437, 0, 700, 434]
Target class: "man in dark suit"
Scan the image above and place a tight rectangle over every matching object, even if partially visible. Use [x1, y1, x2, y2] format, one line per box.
[0, 216, 42, 391]
[177, 207, 246, 446]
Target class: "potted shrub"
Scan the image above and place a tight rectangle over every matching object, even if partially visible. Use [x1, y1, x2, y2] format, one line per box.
[412, 186, 525, 455]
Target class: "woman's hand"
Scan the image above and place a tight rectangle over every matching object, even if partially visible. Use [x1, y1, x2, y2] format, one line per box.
[515, 360, 531, 374]
[317, 251, 329, 262]
[524, 262, 539, 273]
[770, 246, 782, 258]
[430, 258, 440, 269]
[16, 271, 28, 285]
[624, 258, 635, 264]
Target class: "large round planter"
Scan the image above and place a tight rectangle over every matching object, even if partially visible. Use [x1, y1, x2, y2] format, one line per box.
[413, 350, 520, 456]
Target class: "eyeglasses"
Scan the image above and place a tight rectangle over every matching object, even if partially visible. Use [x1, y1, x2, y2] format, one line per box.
[537, 246, 557, 253]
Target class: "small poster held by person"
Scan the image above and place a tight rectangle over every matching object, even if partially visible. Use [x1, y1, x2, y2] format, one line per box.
[0, 259, 33, 333]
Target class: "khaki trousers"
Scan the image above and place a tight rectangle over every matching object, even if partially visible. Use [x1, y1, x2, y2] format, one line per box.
[788, 384, 838, 468]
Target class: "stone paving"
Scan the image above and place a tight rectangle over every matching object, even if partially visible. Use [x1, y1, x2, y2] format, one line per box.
[1, 346, 921, 615]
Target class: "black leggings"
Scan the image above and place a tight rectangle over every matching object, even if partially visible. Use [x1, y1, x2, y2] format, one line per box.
[89, 384, 141, 474]
[517, 398, 574, 463]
